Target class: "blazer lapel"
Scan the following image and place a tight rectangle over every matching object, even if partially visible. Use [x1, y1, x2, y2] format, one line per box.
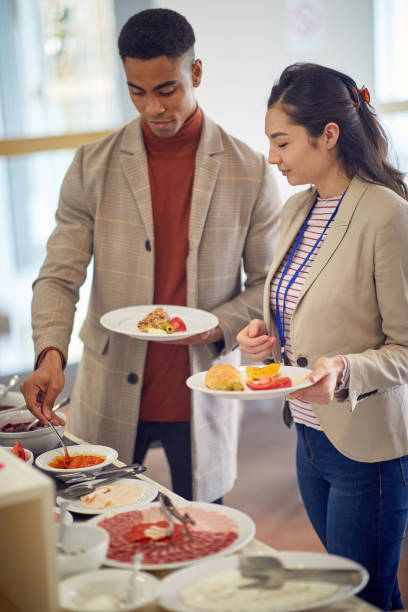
[119, 118, 154, 240]
[187, 113, 222, 306]
[267, 188, 317, 283]
[263, 188, 316, 335]
[296, 176, 369, 306]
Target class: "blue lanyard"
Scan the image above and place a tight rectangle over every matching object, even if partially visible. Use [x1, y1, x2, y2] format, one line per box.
[275, 188, 348, 362]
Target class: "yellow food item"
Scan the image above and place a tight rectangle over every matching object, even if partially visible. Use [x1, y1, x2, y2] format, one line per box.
[138, 307, 169, 332]
[245, 363, 280, 381]
[205, 364, 244, 391]
[146, 328, 167, 335]
[159, 322, 174, 334]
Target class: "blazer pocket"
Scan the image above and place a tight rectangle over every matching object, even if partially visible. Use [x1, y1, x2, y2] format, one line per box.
[79, 318, 110, 356]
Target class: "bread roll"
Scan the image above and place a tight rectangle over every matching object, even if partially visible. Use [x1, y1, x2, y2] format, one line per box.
[205, 364, 244, 391]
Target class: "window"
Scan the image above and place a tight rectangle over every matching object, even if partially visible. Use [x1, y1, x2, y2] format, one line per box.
[374, 0, 408, 172]
[0, 0, 122, 374]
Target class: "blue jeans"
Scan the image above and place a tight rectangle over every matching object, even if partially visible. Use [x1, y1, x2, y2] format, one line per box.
[296, 424, 408, 611]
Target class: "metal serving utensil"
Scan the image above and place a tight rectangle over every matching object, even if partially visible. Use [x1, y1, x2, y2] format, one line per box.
[0, 374, 20, 402]
[48, 421, 71, 460]
[123, 552, 143, 606]
[159, 492, 174, 540]
[238, 556, 362, 590]
[57, 499, 71, 554]
[159, 492, 195, 540]
[59, 473, 130, 499]
[27, 396, 70, 430]
[56, 463, 147, 484]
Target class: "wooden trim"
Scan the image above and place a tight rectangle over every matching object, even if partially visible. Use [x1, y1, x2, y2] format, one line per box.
[0, 130, 115, 157]
[378, 101, 408, 115]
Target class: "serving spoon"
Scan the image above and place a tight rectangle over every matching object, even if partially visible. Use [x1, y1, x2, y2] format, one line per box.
[122, 552, 143, 606]
[48, 421, 71, 461]
[0, 374, 19, 402]
[57, 500, 71, 554]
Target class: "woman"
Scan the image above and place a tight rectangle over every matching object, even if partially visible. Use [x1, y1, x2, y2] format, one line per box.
[237, 63, 408, 611]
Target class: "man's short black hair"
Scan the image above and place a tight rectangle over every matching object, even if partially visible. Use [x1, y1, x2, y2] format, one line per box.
[118, 8, 195, 61]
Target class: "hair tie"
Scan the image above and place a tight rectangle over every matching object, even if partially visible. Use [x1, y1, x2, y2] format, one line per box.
[358, 86, 370, 104]
[351, 85, 370, 110]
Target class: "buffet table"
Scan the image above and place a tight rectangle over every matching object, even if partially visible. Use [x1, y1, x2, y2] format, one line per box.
[0, 431, 382, 612]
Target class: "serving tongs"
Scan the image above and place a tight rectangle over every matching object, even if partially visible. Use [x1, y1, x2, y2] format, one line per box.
[159, 492, 195, 541]
[238, 556, 363, 590]
[56, 462, 146, 484]
[60, 473, 132, 499]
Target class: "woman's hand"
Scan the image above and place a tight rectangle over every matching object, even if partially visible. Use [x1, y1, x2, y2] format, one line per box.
[288, 355, 345, 405]
[236, 319, 276, 362]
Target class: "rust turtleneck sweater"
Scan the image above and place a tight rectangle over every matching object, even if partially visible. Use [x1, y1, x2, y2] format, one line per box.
[139, 106, 202, 421]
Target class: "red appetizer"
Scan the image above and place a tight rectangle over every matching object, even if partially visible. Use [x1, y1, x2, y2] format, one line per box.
[10, 440, 26, 460]
[98, 505, 238, 565]
[246, 376, 293, 391]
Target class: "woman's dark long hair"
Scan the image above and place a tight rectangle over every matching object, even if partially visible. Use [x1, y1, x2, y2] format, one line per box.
[268, 63, 407, 199]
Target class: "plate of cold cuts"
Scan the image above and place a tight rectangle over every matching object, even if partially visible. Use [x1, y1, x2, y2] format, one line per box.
[86, 501, 255, 571]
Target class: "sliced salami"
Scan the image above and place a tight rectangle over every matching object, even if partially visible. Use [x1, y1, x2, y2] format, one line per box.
[97, 505, 239, 565]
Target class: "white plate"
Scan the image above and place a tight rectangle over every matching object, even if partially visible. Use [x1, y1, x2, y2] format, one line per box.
[59, 568, 160, 611]
[56, 478, 158, 515]
[157, 551, 369, 612]
[35, 444, 118, 473]
[187, 365, 313, 400]
[100, 305, 219, 341]
[86, 501, 255, 571]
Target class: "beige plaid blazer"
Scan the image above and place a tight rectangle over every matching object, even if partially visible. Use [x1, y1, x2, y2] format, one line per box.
[32, 112, 282, 500]
[264, 176, 408, 462]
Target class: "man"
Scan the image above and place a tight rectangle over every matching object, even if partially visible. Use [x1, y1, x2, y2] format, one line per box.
[21, 8, 281, 502]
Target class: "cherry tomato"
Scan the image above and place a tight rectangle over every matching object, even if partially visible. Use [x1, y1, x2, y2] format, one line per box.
[246, 376, 292, 391]
[169, 317, 187, 332]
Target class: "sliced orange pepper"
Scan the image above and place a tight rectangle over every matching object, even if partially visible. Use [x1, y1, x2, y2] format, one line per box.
[245, 363, 281, 381]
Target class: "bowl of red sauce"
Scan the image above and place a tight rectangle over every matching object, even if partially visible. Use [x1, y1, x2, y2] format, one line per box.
[0, 408, 66, 453]
[35, 444, 118, 473]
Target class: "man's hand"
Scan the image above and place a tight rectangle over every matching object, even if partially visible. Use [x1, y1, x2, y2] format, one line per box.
[236, 319, 276, 362]
[20, 350, 65, 425]
[287, 355, 345, 405]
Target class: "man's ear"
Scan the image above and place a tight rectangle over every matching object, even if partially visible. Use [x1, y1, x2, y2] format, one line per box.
[323, 122, 340, 150]
[192, 59, 202, 88]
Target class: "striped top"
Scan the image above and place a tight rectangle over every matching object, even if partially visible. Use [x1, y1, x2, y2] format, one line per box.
[270, 195, 349, 429]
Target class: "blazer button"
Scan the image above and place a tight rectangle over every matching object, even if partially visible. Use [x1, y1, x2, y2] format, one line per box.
[127, 372, 139, 384]
[145, 240, 152, 251]
[297, 357, 308, 367]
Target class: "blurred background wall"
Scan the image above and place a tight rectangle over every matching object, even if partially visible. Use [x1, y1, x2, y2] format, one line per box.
[0, 0, 407, 380]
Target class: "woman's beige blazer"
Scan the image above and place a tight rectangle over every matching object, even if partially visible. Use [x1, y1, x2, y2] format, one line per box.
[31, 112, 281, 501]
[263, 175, 408, 462]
